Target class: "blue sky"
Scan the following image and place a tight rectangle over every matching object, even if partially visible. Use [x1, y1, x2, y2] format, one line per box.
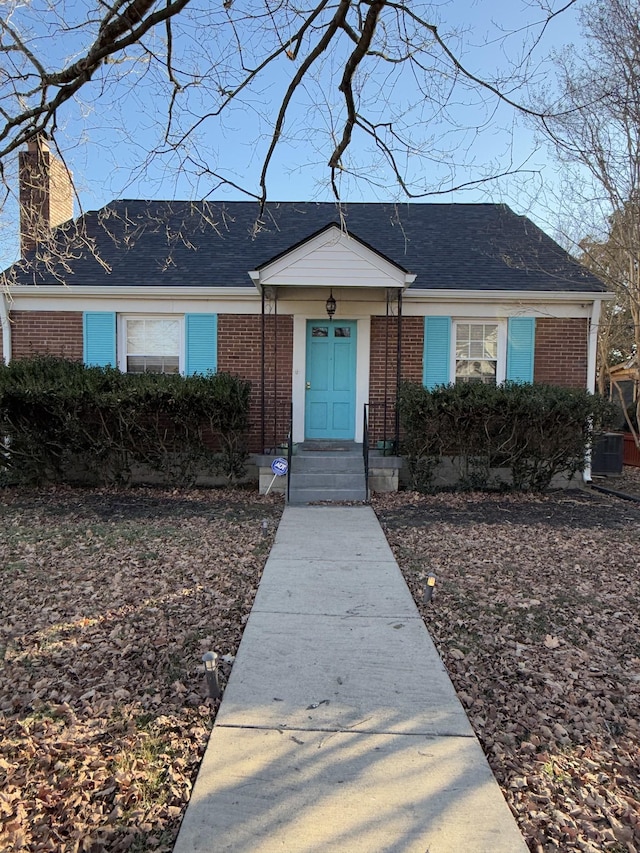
[1, 0, 586, 264]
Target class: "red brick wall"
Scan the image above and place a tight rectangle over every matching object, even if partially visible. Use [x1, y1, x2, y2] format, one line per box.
[369, 316, 423, 442]
[11, 311, 83, 361]
[48, 155, 74, 228]
[19, 144, 73, 255]
[534, 318, 588, 387]
[218, 314, 293, 453]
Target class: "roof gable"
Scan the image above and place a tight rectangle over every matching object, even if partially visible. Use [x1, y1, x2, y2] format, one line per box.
[251, 224, 415, 289]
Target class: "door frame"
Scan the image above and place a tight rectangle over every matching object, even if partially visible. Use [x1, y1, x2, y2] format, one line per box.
[292, 315, 370, 444]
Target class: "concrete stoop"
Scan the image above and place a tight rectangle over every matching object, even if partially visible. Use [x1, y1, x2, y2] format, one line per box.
[288, 446, 367, 503]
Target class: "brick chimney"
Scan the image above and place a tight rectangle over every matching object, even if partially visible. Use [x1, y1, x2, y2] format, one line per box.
[19, 136, 73, 256]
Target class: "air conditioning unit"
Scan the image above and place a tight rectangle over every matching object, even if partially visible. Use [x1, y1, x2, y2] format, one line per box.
[591, 432, 624, 475]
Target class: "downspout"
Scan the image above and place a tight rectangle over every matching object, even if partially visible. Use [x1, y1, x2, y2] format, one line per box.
[273, 288, 278, 450]
[584, 297, 602, 483]
[384, 290, 390, 443]
[261, 287, 266, 453]
[0, 288, 11, 364]
[394, 288, 403, 451]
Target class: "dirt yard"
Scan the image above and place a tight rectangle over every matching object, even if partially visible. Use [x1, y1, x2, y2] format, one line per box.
[1, 483, 639, 852]
[0, 487, 283, 852]
[374, 486, 640, 853]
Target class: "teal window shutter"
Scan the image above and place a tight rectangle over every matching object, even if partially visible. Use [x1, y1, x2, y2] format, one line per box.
[423, 316, 451, 388]
[185, 314, 217, 375]
[506, 317, 535, 383]
[83, 312, 116, 367]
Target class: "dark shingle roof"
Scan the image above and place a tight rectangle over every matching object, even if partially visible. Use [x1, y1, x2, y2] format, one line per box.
[6, 200, 607, 293]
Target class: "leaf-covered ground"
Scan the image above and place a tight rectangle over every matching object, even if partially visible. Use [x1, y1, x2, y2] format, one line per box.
[373, 484, 640, 853]
[597, 464, 640, 500]
[2, 482, 640, 853]
[0, 487, 283, 853]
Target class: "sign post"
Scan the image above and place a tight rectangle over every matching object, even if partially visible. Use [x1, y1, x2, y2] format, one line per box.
[265, 456, 288, 495]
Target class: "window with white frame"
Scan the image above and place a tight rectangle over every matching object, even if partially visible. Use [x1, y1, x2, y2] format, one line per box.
[454, 321, 505, 385]
[119, 316, 182, 374]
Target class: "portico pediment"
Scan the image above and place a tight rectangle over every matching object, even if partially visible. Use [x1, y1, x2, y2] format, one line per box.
[249, 224, 416, 291]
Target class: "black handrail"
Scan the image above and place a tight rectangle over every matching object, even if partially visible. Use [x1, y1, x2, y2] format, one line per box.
[363, 403, 370, 501]
[286, 401, 293, 503]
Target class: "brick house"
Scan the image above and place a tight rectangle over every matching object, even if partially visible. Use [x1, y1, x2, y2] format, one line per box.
[0, 141, 610, 488]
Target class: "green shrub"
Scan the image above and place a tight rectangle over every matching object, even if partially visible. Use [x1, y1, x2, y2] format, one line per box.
[0, 357, 252, 486]
[398, 381, 616, 492]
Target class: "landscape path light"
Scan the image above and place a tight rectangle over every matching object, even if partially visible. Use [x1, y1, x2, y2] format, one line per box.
[423, 574, 436, 605]
[202, 651, 222, 700]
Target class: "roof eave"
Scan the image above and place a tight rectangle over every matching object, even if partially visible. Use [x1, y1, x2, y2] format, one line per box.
[248, 269, 416, 293]
[404, 288, 613, 302]
[6, 284, 258, 299]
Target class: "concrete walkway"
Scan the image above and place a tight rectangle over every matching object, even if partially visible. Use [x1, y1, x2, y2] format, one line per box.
[173, 507, 528, 853]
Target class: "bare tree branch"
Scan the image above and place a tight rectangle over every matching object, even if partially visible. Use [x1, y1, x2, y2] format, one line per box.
[536, 0, 640, 440]
[258, 0, 351, 207]
[0, 0, 191, 158]
[0, 0, 581, 222]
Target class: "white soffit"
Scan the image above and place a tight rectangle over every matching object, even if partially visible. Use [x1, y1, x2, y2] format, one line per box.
[249, 225, 415, 290]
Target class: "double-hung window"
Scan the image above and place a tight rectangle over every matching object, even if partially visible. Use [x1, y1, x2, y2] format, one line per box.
[424, 316, 534, 389]
[118, 316, 183, 374]
[452, 321, 507, 385]
[84, 312, 217, 375]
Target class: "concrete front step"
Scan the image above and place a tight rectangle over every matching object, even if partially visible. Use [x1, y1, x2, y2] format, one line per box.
[292, 471, 365, 488]
[289, 447, 367, 503]
[293, 455, 365, 473]
[288, 486, 367, 504]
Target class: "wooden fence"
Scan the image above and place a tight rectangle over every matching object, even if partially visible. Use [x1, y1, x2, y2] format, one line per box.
[623, 433, 640, 468]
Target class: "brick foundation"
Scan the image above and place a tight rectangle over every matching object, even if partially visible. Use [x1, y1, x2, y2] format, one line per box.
[534, 318, 588, 387]
[10, 311, 83, 361]
[218, 314, 293, 453]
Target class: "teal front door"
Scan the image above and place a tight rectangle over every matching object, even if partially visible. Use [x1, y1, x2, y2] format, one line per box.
[305, 320, 357, 440]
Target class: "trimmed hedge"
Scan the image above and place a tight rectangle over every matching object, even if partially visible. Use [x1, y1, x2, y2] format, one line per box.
[0, 357, 252, 486]
[398, 381, 616, 491]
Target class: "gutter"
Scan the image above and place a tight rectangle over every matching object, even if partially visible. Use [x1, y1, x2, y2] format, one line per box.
[403, 288, 615, 304]
[0, 288, 10, 364]
[7, 285, 259, 299]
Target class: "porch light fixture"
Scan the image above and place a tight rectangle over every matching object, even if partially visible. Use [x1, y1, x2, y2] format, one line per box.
[325, 290, 336, 320]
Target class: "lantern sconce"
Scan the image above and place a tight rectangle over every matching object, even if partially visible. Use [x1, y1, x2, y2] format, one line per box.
[325, 290, 336, 321]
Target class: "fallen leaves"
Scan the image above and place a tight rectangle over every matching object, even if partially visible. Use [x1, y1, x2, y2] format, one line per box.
[0, 486, 283, 852]
[4, 481, 639, 852]
[375, 487, 640, 853]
